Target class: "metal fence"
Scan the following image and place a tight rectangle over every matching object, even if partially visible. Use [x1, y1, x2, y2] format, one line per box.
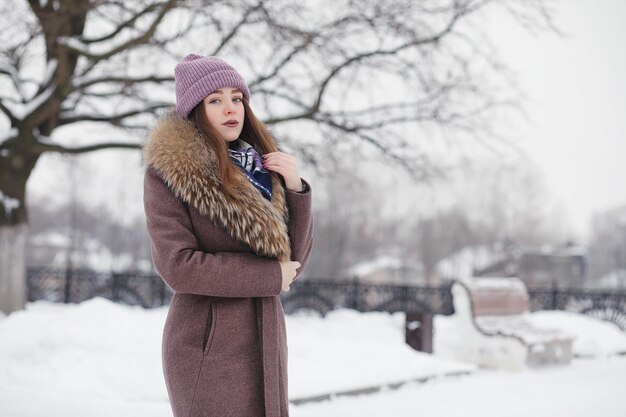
[27, 267, 172, 308]
[527, 286, 626, 331]
[27, 267, 626, 330]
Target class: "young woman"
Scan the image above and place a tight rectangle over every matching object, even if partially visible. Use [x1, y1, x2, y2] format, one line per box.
[143, 54, 313, 417]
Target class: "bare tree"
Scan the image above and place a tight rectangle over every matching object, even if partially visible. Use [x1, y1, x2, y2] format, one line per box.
[587, 205, 626, 286]
[0, 0, 559, 313]
[411, 207, 476, 282]
[460, 161, 568, 246]
[395, 158, 570, 283]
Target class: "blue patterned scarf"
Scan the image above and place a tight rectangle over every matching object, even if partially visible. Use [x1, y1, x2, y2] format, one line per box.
[228, 140, 273, 200]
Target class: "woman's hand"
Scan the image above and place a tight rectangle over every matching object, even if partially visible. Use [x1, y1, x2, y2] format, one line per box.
[262, 152, 303, 192]
[279, 261, 301, 292]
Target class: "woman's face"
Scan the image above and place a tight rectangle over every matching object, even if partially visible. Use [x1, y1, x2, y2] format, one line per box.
[202, 87, 245, 142]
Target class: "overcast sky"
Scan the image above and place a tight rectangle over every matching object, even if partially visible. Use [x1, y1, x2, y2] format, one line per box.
[488, 0, 626, 239]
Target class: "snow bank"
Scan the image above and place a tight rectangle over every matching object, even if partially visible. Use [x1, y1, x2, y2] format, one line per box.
[0, 297, 624, 416]
[528, 310, 626, 357]
[288, 309, 473, 398]
[434, 309, 626, 361]
[0, 298, 169, 414]
[0, 300, 472, 408]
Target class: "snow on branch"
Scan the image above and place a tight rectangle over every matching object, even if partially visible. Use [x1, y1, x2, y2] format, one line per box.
[0, 191, 20, 217]
[41, 59, 58, 88]
[0, 63, 27, 101]
[57, 36, 92, 56]
[11, 84, 57, 121]
[0, 128, 18, 146]
[0, 100, 18, 124]
[0, 58, 60, 123]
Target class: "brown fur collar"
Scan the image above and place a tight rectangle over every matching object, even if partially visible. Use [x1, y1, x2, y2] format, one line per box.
[143, 111, 291, 262]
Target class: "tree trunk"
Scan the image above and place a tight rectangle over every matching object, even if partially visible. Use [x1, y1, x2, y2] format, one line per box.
[0, 224, 28, 315]
[0, 152, 33, 314]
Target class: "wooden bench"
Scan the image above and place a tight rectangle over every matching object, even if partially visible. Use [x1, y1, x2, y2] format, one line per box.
[451, 277, 574, 370]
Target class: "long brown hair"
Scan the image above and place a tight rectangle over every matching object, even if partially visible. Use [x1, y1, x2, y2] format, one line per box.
[189, 97, 279, 198]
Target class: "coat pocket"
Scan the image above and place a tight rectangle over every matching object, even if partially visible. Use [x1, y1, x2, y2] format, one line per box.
[202, 300, 218, 356]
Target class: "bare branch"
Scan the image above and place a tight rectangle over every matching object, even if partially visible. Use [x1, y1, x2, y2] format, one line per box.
[320, 116, 444, 182]
[32, 140, 141, 155]
[58, 103, 172, 126]
[80, 2, 168, 44]
[2, 0, 563, 187]
[248, 34, 316, 88]
[211, 1, 265, 56]
[0, 65, 28, 102]
[312, 10, 465, 114]
[71, 75, 174, 92]
[69, 0, 176, 65]
[258, 5, 469, 129]
[150, 11, 200, 50]
[0, 99, 18, 125]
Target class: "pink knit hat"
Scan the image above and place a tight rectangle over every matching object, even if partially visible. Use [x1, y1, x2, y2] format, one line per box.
[174, 54, 251, 119]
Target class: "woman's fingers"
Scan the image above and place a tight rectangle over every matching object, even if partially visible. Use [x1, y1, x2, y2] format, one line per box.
[265, 153, 297, 169]
[263, 151, 302, 191]
[280, 260, 302, 292]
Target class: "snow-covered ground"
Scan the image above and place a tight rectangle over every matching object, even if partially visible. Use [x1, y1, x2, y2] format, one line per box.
[291, 356, 626, 417]
[0, 297, 625, 416]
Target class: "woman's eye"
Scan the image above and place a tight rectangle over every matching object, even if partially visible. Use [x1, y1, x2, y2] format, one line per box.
[233, 97, 243, 103]
[209, 98, 220, 104]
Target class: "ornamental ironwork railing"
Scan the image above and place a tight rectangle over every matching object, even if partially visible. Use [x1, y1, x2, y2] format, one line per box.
[26, 267, 626, 331]
[27, 267, 172, 308]
[527, 287, 626, 331]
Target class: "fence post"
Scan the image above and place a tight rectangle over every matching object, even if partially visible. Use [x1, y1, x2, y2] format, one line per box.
[347, 277, 359, 311]
[405, 311, 433, 353]
[111, 273, 120, 302]
[64, 266, 72, 303]
[551, 280, 558, 310]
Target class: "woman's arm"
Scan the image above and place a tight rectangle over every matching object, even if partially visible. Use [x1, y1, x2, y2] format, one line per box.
[285, 179, 313, 280]
[262, 151, 314, 280]
[143, 167, 283, 297]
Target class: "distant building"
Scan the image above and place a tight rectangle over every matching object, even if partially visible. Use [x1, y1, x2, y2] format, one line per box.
[436, 242, 588, 288]
[475, 243, 587, 288]
[346, 256, 425, 285]
[435, 244, 510, 284]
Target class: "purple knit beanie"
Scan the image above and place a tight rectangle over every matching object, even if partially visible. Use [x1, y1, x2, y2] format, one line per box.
[174, 54, 251, 119]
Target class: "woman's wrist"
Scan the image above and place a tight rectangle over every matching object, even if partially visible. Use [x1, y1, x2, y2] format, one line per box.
[286, 178, 305, 192]
[296, 180, 309, 193]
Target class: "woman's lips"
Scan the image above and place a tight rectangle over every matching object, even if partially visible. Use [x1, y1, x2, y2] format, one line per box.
[223, 120, 239, 127]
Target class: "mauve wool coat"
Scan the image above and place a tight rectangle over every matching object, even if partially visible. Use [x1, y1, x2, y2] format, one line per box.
[142, 112, 313, 417]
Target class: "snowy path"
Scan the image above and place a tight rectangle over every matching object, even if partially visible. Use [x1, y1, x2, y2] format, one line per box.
[291, 356, 626, 417]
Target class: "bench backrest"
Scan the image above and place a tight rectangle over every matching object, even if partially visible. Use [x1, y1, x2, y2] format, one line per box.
[461, 277, 530, 317]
